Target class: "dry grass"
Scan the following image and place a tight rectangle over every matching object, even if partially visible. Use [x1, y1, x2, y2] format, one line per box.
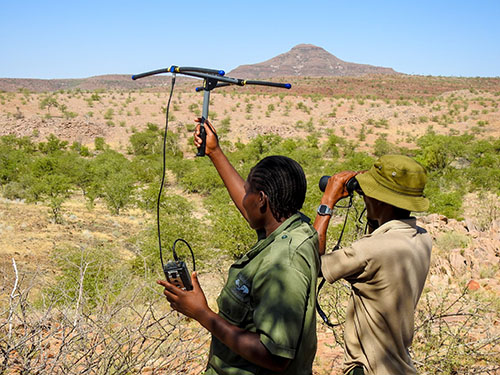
[1, 261, 210, 374]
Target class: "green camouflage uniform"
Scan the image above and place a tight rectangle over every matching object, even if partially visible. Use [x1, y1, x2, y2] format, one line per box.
[205, 213, 319, 375]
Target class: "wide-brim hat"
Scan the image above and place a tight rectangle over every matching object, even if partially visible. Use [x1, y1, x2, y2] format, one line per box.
[356, 154, 429, 212]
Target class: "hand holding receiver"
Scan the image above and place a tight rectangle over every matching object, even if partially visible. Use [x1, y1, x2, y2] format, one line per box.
[157, 272, 210, 321]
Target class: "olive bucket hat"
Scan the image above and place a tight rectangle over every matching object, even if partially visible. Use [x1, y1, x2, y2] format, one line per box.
[356, 154, 429, 212]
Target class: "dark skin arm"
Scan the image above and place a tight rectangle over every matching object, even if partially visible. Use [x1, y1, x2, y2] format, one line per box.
[193, 119, 249, 222]
[157, 274, 290, 372]
[313, 171, 358, 255]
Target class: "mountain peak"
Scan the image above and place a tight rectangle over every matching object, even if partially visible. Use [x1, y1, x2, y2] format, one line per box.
[291, 43, 323, 49]
[290, 44, 330, 52]
[229, 44, 398, 78]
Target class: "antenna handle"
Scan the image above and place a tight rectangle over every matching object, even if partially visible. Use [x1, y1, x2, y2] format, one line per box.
[131, 67, 170, 80]
[196, 88, 211, 157]
[196, 121, 207, 157]
[245, 80, 291, 89]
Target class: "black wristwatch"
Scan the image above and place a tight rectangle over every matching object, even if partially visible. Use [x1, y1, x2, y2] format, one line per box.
[317, 204, 333, 216]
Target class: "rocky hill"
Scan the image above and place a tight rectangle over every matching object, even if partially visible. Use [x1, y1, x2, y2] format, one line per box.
[1, 44, 400, 92]
[228, 44, 399, 78]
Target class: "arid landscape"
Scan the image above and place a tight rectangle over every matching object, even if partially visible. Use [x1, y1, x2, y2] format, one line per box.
[1, 45, 499, 374]
[2, 75, 499, 150]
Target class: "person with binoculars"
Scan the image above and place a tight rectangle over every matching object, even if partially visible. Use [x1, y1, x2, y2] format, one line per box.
[158, 119, 320, 375]
[314, 155, 432, 375]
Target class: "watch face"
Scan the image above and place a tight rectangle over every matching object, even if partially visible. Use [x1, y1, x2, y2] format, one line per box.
[318, 205, 331, 215]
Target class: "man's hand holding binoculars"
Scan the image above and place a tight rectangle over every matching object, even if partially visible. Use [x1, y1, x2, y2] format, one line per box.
[319, 171, 359, 207]
[314, 171, 359, 255]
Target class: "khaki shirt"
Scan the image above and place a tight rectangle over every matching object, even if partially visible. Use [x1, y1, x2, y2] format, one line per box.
[206, 213, 320, 375]
[321, 218, 432, 375]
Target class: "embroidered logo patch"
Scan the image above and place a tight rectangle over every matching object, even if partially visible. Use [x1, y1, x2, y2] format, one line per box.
[235, 278, 249, 296]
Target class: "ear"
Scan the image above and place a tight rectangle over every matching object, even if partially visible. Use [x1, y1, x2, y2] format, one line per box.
[258, 191, 266, 204]
[259, 191, 268, 212]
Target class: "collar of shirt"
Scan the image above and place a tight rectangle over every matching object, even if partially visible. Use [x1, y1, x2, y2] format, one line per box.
[235, 213, 304, 265]
[368, 217, 418, 236]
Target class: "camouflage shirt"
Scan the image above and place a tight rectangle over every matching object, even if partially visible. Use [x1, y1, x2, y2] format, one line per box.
[205, 213, 320, 375]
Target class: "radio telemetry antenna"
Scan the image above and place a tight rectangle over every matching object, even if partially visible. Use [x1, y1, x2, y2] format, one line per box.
[132, 65, 291, 156]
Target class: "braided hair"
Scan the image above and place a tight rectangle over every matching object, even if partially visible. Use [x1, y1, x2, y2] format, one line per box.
[247, 155, 307, 221]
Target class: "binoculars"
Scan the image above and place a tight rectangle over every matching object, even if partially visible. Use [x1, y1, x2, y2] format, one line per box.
[318, 175, 362, 195]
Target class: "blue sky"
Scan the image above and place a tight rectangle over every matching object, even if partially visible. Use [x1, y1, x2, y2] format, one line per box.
[1, 0, 499, 79]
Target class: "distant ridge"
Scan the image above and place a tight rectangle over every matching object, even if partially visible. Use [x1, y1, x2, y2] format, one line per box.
[0, 74, 176, 93]
[228, 44, 398, 78]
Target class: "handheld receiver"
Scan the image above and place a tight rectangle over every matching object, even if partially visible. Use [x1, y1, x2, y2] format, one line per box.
[164, 260, 193, 291]
[163, 238, 196, 291]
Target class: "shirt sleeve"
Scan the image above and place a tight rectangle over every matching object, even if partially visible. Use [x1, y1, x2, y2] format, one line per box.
[321, 241, 368, 283]
[251, 260, 310, 359]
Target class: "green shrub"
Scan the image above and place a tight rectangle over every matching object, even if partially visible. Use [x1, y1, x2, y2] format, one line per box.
[101, 171, 136, 215]
[2, 181, 28, 200]
[322, 134, 345, 158]
[39, 95, 59, 115]
[94, 137, 107, 151]
[425, 184, 464, 219]
[70, 141, 91, 157]
[90, 92, 101, 101]
[131, 155, 162, 184]
[129, 128, 161, 156]
[218, 116, 231, 136]
[38, 134, 68, 154]
[177, 158, 224, 194]
[435, 231, 470, 251]
[205, 188, 255, 258]
[0, 136, 34, 184]
[47, 245, 126, 308]
[132, 194, 207, 275]
[337, 151, 373, 171]
[93, 150, 136, 214]
[415, 133, 469, 171]
[104, 109, 114, 120]
[373, 136, 399, 157]
[27, 154, 73, 222]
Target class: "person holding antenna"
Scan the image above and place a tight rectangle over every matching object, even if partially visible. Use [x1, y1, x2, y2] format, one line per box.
[158, 119, 320, 375]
